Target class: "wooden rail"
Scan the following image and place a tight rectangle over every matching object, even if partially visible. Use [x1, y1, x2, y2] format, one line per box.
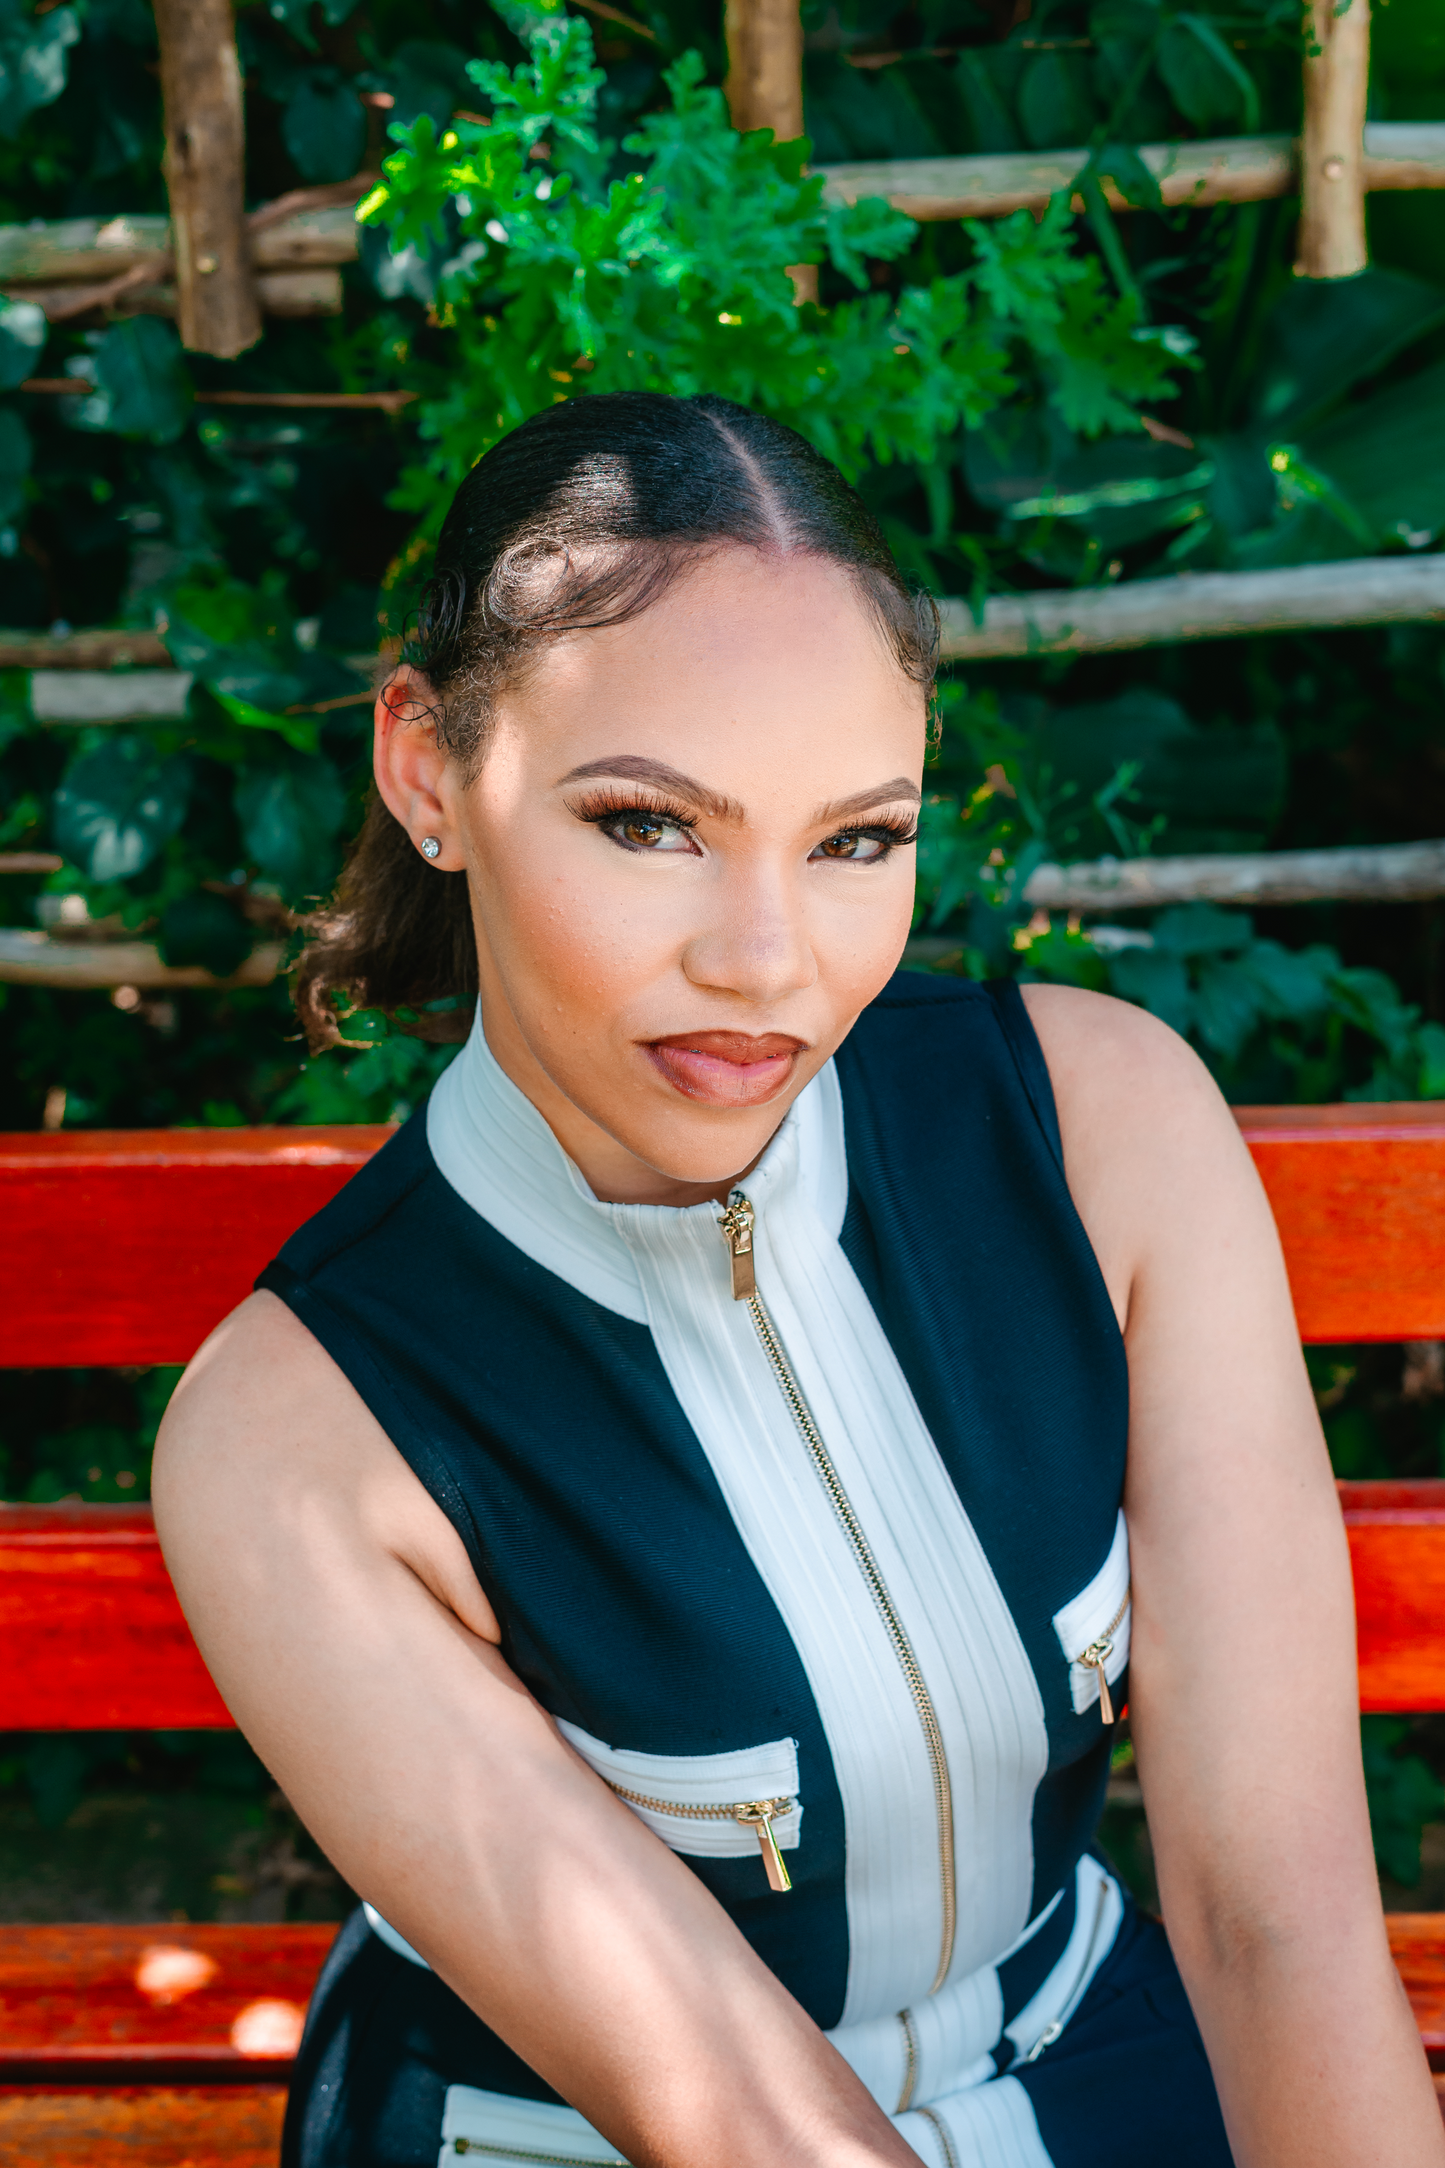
[1, 1105, 1443, 1366]
[816, 120, 1445, 221]
[937, 558, 1445, 661]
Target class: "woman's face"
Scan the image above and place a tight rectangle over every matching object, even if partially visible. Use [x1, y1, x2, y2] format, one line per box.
[375, 548, 927, 1206]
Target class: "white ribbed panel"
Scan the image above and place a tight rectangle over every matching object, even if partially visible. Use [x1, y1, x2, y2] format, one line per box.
[1003, 1855, 1123, 2067]
[425, 1018, 1050, 2040]
[1053, 1510, 1131, 1714]
[555, 1721, 803, 1858]
[902, 2076, 1055, 2168]
[440, 2086, 627, 2168]
[427, 1010, 649, 1323]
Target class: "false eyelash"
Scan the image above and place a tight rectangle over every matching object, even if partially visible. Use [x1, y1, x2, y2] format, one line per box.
[825, 818, 919, 850]
[569, 789, 700, 833]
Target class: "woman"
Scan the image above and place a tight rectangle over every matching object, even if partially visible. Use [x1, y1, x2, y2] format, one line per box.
[153, 392, 1442, 2168]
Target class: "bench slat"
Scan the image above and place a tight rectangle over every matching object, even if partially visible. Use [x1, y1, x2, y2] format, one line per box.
[3, 1106, 1445, 1364]
[0, 1128, 391, 1369]
[0, 1508, 228, 1728]
[1, 1487, 1440, 1728]
[0, 2083, 287, 2165]
[1239, 1106, 1445, 1342]
[0, 1924, 336, 2083]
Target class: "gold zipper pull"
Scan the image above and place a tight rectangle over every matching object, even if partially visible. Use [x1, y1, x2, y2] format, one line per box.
[718, 1191, 757, 1302]
[734, 1799, 792, 1891]
[1078, 1639, 1116, 1726]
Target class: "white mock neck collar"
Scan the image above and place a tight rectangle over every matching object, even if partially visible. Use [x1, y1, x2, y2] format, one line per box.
[426, 1005, 847, 1323]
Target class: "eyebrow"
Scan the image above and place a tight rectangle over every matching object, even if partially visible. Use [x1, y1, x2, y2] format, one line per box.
[557, 757, 920, 828]
[557, 756, 742, 821]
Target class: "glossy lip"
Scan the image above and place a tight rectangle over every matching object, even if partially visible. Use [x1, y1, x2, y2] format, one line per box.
[643, 1030, 808, 1109]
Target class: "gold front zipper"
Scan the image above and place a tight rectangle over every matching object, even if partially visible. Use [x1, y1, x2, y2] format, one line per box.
[1074, 1586, 1130, 1726]
[719, 1190, 957, 1996]
[606, 1783, 794, 1892]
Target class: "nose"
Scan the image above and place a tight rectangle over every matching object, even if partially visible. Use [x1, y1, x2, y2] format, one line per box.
[679, 858, 817, 1007]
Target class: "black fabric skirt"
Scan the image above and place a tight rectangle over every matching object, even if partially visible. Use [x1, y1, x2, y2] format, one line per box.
[282, 1892, 1234, 2168]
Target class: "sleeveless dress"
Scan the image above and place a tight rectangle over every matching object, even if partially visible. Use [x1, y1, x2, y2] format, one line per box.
[260, 972, 1233, 2168]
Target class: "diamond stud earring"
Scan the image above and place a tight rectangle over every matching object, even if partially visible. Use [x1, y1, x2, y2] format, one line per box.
[420, 836, 442, 861]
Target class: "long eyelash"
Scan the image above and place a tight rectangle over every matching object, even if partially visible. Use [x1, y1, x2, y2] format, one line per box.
[834, 817, 919, 850]
[569, 789, 699, 832]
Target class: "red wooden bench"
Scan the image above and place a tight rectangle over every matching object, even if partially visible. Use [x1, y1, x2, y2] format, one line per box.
[4, 1104, 1445, 2159]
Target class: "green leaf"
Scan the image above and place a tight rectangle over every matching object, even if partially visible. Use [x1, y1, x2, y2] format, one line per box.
[213, 689, 321, 755]
[52, 736, 193, 882]
[1158, 15, 1259, 133]
[235, 752, 345, 898]
[1298, 359, 1445, 550]
[158, 889, 253, 978]
[1419, 1021, 1445, 1099]
[1017, 51, 1098, 148]
[0, 293, 45, 391]
[0, 1, 78, 136]
[69, 317, 193, 444]
[1106, 947, 1194, 1034]
[283, 71, 367, 184]
[0, 404, 30, 528]
[1249, 269, 1445, 435]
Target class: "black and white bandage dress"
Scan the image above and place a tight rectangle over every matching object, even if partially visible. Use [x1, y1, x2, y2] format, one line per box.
[261, 971, 1233, 2168]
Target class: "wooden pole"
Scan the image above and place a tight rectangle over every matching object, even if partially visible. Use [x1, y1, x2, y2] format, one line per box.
[152, 0, 260, 357]
[1298, 0, 1371, 279]
[724, 0, 804, 139]
[723, 0, 816, 302]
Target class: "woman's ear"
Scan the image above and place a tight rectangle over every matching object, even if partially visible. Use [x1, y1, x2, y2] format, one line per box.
[373, 666, 464, 871]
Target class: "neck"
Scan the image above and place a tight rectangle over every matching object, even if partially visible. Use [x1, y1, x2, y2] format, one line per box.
[473, 997, 768, 1210]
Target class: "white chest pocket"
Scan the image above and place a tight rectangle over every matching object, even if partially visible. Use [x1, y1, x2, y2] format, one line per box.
[1052, 1511, 1131, 1722]
[556, 1721, 801, 1892]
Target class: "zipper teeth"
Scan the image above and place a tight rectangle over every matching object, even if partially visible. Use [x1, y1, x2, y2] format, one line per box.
[913, 2105, 961, 2168]
[742, 1282, 956, 1997]
[451, 2143, 627, 2165]
[1077, 1584, 1131, 1663]
[605, 1784, 792, 1821]
[895, 2005, 920, 2113]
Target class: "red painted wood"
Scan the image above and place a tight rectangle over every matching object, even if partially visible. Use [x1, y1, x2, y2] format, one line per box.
[1, 1104, 1442, 1362]
[0, 1127, 391, 1368]
[0, 2085, 287, 2165]
[0, 1924, 334, 2083]
[1236, 1105, 1445, 1342]
[1390, 1917, 1445, 2067]
[0, 1508, 229, 1729]
[2, 1488, 1440, 1734]
[1341, 1481, 1445, 1713]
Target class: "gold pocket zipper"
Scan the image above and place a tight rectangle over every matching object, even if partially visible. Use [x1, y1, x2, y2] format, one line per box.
[1074, 1586, 1130, 1726]
[718, 1190, 957, 1994]
[606, 1783, 795, 1892]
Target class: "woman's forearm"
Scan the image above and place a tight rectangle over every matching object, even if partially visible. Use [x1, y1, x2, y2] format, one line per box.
[1166, 1881, 1444, 2166]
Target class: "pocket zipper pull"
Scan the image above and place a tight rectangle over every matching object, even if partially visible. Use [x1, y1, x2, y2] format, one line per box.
[1078, 1639, 1116, 1726]
[718, 1191, 757, 1302]
[734, 1800, 792, 1892]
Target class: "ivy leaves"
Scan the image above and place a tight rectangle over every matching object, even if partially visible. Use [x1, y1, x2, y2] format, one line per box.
[51, 737, 193, 883]
[0, 0, 78, 137]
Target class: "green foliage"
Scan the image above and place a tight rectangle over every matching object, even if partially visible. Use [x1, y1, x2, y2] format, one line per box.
[65, 318, 193, 443]
[0, 293, 45, 389]
[0, 0, 78, 137]
[51, 737, 194, 883]
[1362, 1718, 1445, 1888]
[359, 8, 1177, 534]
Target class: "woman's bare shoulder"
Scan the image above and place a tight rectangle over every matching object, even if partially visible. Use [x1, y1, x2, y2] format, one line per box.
[153, 1290, 499, 1644]
[1015, 981, 1273, 1319]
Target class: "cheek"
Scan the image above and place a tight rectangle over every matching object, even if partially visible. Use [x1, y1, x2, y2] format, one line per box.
[470, 823, 687, 1029]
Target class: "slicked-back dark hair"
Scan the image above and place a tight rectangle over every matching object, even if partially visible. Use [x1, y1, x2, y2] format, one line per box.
[295, 391, 938, 1045]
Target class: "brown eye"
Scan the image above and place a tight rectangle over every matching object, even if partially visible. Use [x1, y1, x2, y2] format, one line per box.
[813, 831, 886, 861]
[596, 808, 696, 852]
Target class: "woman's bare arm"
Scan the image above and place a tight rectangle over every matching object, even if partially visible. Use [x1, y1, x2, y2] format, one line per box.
[152, 1292, 917, 2168]
[1026, 983, 1444, 2168]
